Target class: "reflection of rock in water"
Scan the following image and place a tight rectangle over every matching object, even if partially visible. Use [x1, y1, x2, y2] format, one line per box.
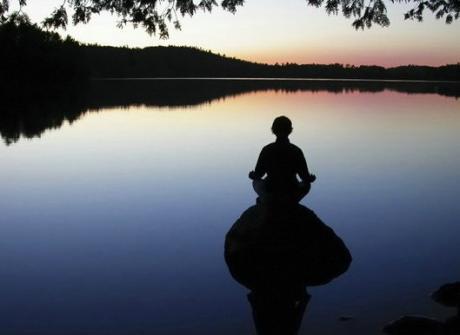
[225, 202, 352, 335]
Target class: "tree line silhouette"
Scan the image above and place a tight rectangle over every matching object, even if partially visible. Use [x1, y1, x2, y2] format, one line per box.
[0, 16, 88, 85]
[84, 45, 460, 81]
[1, 19, 459, 83]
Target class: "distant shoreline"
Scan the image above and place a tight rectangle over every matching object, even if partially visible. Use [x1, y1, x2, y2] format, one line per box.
[2, 21, 459, 84]
[93, 77, 460, 84]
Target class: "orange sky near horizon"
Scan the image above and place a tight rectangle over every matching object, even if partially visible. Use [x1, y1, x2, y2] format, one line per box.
[14, 0, 460, 67]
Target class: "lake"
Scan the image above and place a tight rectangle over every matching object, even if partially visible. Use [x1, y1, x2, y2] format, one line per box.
[1, 79, 460, 334]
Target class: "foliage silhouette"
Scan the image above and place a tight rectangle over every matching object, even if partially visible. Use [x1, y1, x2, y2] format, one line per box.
[0, 16, 88, 83]
[0, 0, 458, 38]
[1, 21, 459, 82]
[82, 45, 460, 81]
[0, 82, 88, 145]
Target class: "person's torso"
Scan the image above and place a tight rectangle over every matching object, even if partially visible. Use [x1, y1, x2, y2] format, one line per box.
[263, 141, 301, 192]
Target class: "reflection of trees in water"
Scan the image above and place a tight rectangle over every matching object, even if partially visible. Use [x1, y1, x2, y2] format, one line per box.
[1, 79, 459, 145]
[0, 83, 88, 145]
[89, 79, 460, 108]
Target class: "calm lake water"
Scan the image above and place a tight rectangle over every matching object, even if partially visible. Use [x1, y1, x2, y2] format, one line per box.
[1, 79, 460, 334]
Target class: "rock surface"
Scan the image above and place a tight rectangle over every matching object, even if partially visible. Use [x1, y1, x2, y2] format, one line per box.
[224, 203, 352, 292]
[382, 282, 460, 335]
[383, 316, 445, 335]
[432, 282, 460, 311]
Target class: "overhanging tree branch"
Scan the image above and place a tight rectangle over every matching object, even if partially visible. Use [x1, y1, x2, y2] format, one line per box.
[0, 0, 458, 38]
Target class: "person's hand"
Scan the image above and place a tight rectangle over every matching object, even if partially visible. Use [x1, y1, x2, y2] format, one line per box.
[249, 171, 257, 180]
[309, 174, 316, 183]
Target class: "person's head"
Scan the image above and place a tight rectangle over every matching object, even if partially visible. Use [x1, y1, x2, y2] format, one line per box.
[271, 116, 292, 138]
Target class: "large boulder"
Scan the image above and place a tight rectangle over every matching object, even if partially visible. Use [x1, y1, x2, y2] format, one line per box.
[225, 203, 352, 292]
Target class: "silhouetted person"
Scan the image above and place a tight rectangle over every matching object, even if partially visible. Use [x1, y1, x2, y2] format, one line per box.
[249, 116, 316, 203]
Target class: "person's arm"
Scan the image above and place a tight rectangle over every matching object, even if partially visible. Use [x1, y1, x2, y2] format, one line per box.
[249, 148, 267, 180]
[298, 150, 316, 183]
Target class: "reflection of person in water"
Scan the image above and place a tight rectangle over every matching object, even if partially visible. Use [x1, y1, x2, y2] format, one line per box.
[249, 116, 316, 202]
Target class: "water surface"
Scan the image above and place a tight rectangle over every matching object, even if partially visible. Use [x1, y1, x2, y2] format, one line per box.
[1, 79, 460, 334]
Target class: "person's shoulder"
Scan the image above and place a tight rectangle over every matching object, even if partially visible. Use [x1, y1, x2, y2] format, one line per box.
[262, 142, 277, 151]
[289, 142, 303, 153]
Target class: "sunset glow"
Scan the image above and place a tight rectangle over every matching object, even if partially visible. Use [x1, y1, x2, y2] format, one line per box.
[15, 0, 460, 67]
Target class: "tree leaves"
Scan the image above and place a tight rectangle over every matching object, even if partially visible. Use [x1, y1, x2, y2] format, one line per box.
[72, 6, 92, 25]
[0, 0, 458, 37]
[351, 0, 390, 29]
[0, 0, 9, 21]
[221, 0, 244, 13]
[308, 0, 458, 29]
[42, 6, 68, 29]
[396, 0, 460, 24]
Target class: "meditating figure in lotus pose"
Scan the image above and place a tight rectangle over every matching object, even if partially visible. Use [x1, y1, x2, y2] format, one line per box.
[249, 116, 316, 203]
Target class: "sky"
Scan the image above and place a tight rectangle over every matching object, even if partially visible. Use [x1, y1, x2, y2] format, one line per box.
[12, 0, 460, 67]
